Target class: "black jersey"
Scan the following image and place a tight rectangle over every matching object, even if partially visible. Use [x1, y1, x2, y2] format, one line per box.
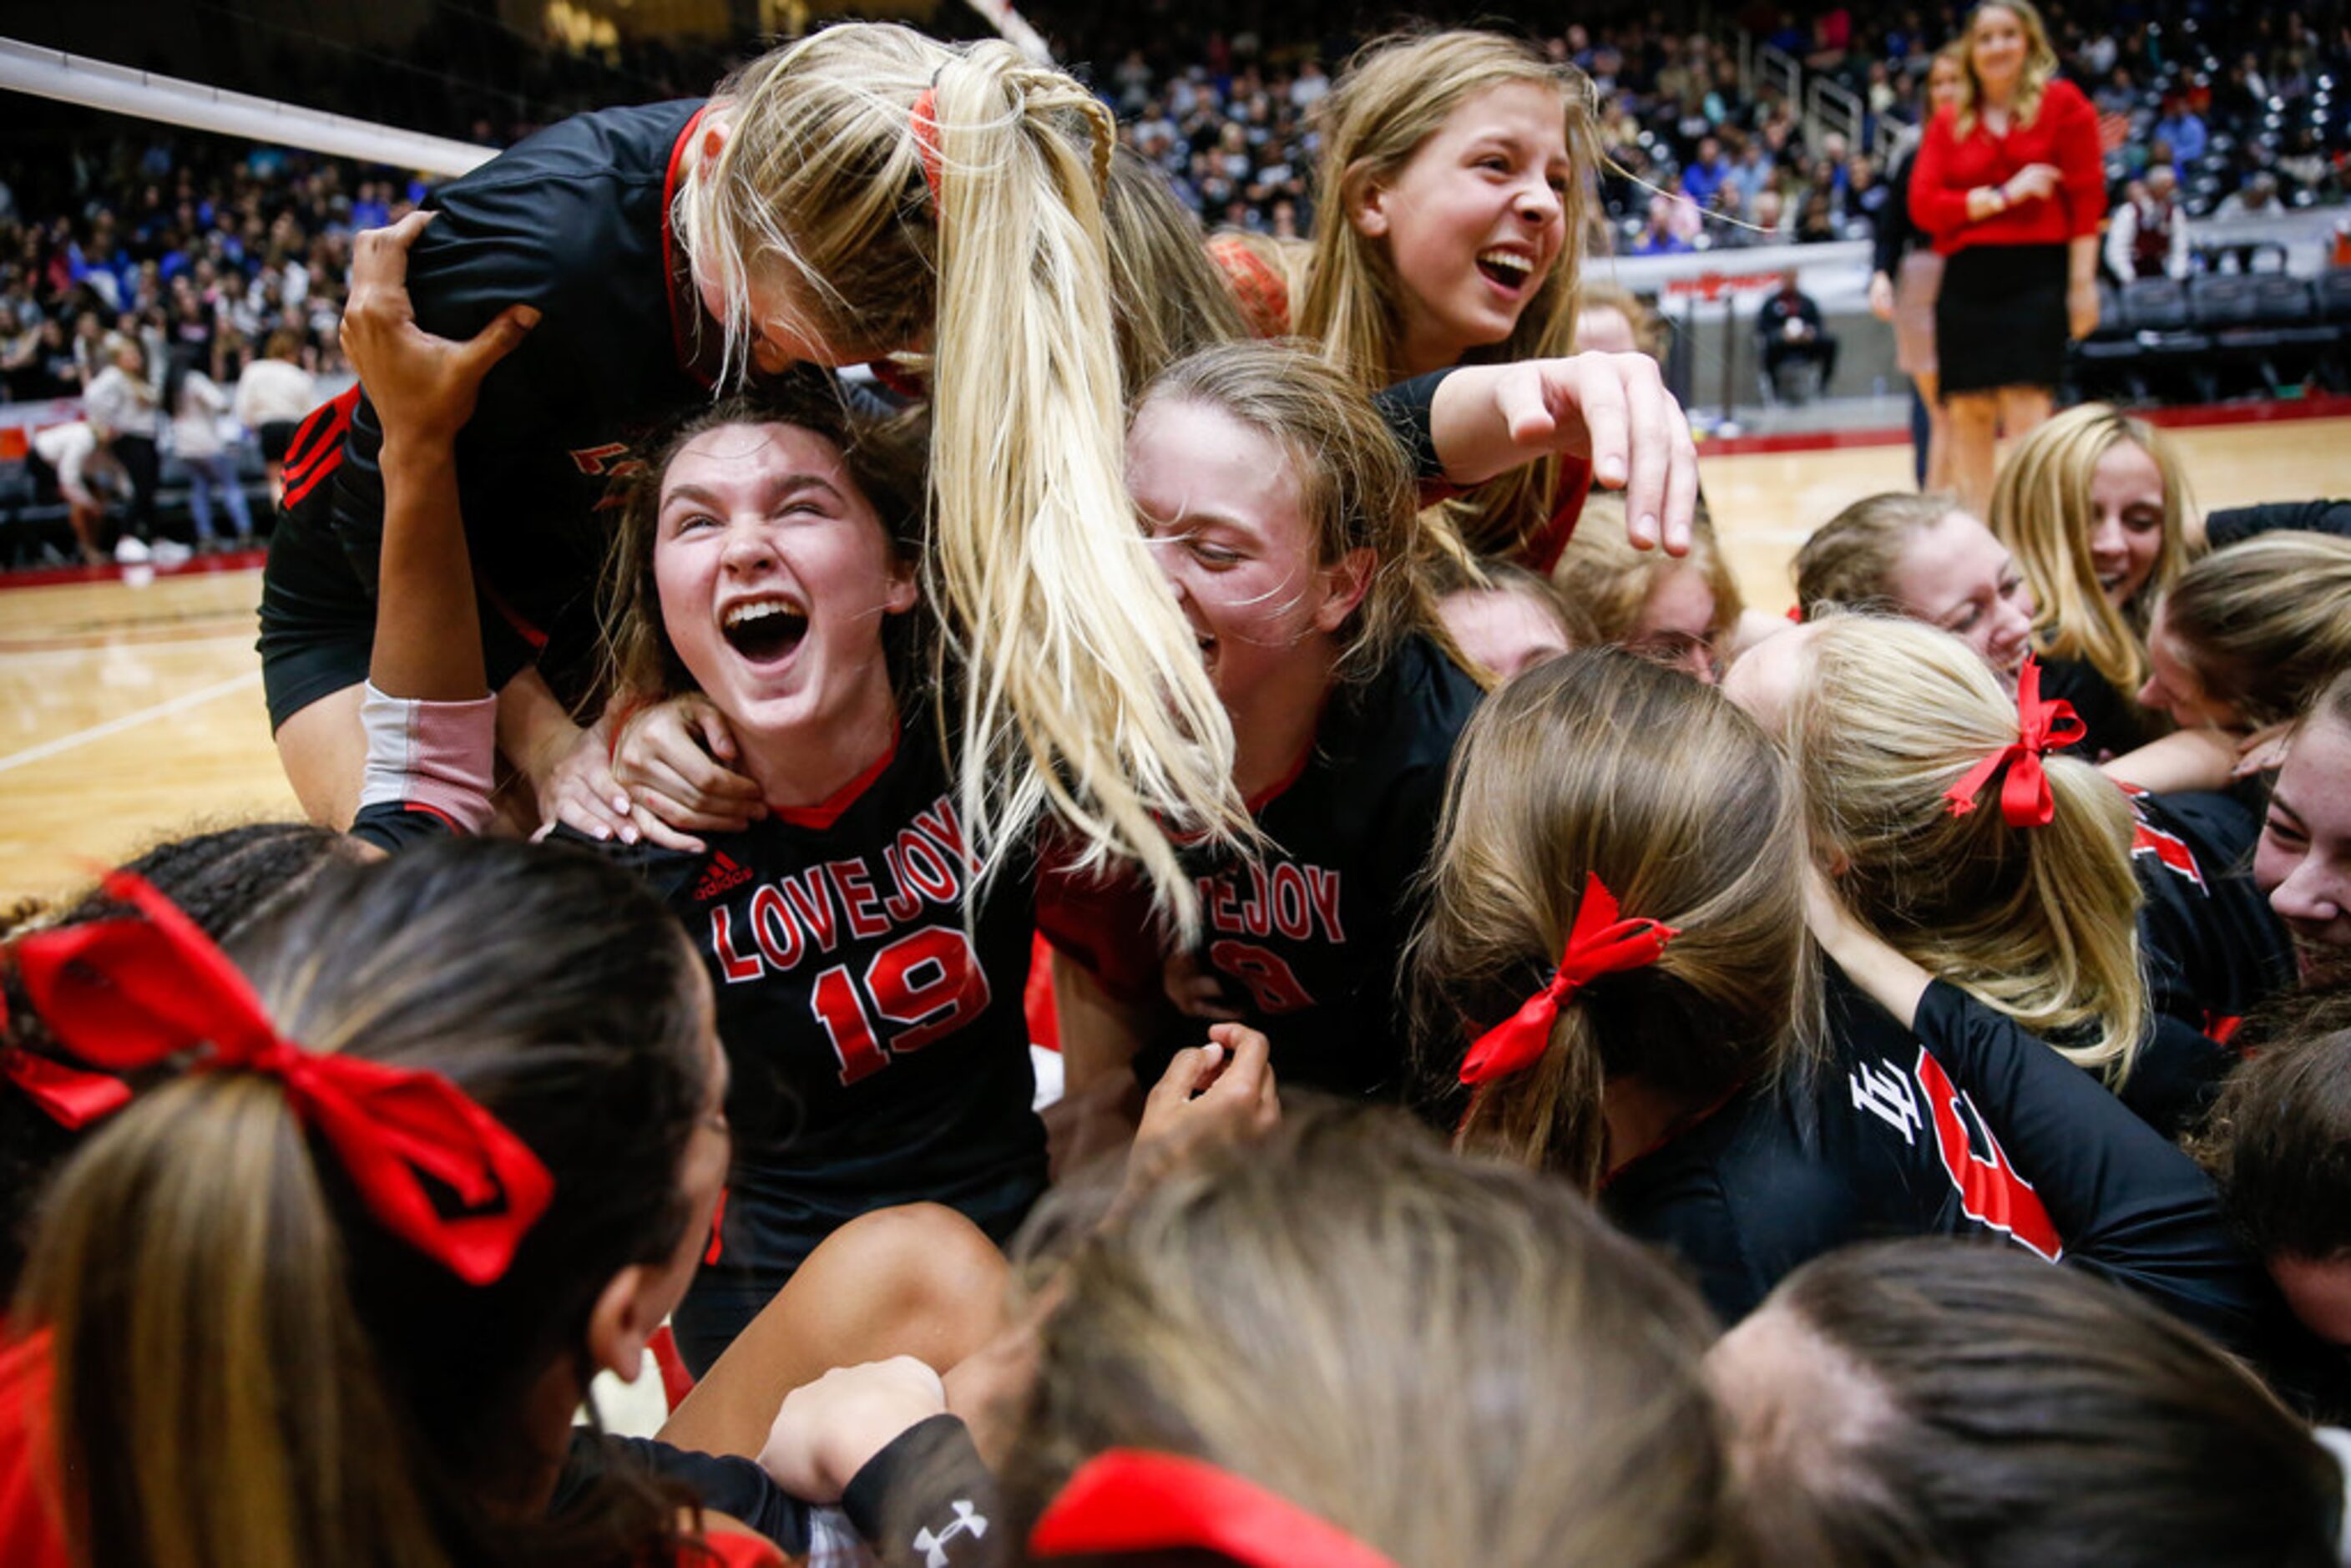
[288, 99, 717, 691]
[588, 724, 1045, 1358]
[2040, 650, 2151, 761]
[1077, 636, 1481, 1100]
[2205, 499, 2351, 548]
[1605, 966, 2274, 1359]
[2126, 786, 2296, 1034]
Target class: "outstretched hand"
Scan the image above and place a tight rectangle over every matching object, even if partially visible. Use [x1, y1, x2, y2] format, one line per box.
[1435, 352, 1701, 557]
[341, 210, 538, 446]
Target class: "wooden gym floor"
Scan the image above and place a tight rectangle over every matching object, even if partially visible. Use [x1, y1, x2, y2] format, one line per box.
[4, 403, 2348, 907]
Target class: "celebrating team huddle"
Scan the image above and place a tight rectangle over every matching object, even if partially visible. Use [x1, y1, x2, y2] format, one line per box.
[5, 9, 2351, 1567]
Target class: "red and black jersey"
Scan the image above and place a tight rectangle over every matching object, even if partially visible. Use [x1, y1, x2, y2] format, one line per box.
[1606, 966, 2278, 1363]
[2126, 786, 2297, 1035]
[585, 724, 1045, 1358]
[1056, 636, 1482, 1101]
[283, 99, 718, 694]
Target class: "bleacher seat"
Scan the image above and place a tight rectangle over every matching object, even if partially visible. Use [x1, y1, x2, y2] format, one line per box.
[2119, 277, 2217, 402]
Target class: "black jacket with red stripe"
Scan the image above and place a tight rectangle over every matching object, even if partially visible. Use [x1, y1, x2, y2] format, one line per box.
[291, 99, 717, 691]
[1605, 966, 2280, 1365]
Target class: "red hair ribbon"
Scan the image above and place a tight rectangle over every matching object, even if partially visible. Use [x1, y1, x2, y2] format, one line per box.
[1459, 873, 1680, 1087]
[908, 89, 944, 212]
[8, 871, 554, 1286]
[0, 953, 134, 1129]
[1942, 654, 2087, 829]
[1029, 1449, 1399, 1568]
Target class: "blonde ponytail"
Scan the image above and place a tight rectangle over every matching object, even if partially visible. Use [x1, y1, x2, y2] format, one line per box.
[1786, 616, 2148, 1082]
[682, 24, 1244, 923]
[921, 45, 1244, 915]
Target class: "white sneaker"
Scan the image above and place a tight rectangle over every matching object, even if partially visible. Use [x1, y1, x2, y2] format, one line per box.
[112, 535, 152, 564]
[150, 539, 194, 569]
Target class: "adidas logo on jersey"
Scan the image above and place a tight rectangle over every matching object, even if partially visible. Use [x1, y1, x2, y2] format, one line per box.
[693, 852, 753, 902]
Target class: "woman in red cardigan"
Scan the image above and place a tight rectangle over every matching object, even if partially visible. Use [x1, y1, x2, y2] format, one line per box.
[1909, 0, 2106, 514]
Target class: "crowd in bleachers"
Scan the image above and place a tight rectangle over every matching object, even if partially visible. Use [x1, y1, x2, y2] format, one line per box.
[3, 0, 2345, 414]
[1095, 3, 2348, 251]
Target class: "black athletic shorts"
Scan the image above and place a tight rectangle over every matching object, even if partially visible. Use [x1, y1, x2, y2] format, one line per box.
[255, 490, 378, 732]
[256, 479, 543, 732]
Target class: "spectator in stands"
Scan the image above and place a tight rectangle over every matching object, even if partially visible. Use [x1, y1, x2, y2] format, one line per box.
[235, 326, 321, 508]
[2106, 164, 2191, 281]
[1683, 134, 1734, 210]
[2218, 169, 2283, 219]
[1633, 197, 1696, 255]
[1758, 268, 1838, 397]
[81, 333, 164, 556]
[2155, 94, 2211, 175]
[163, 346, 253, 552]
[25, 418, 124, 564]
[1795, 188, 1842, 242]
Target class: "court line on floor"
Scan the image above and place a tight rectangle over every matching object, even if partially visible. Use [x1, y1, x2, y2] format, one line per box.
[0, 670, 262, 776]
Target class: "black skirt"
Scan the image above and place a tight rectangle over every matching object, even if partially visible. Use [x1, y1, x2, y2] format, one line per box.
[1934, 242, 2069, 396]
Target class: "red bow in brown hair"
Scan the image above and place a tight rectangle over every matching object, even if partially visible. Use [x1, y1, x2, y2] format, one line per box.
[909, 89, 945, 211]
[1459, 873, 1680, 1087]
[1029, 1449, 1399, 1568]
[8, 871, 553, 1286]
[1942, 655, 2087, 829]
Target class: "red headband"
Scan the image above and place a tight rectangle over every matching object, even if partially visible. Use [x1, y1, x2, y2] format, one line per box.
[1029, 1450, 1399, 1568]
[909, 89, 944, 212]
[8, 871, 553, 1286]
[1459, 873, 1680, 1086]
[1943, 655, 2086, 829]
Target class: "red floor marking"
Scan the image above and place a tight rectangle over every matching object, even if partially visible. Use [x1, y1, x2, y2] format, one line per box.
[0, 549, 267, 592]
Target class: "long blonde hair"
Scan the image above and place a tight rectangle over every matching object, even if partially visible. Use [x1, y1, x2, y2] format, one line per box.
[679, 23, 1242, 922]
[1953, 0, 2060, 135]
[1002, 1101, 1745, 1568]
[1413, 649, 1811, 1191]
[2156, 531, 2351, 731]
[1989, 402, 2195, 697]
[1783, 615, 2147, 1081]
[1298, 29, 1594, 560]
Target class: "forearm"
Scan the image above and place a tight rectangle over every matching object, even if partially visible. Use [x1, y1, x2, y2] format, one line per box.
[372, 436, 484, 701]
[1054, 948, 1147, 1094]
[2100, 726, 2236, 794]
[2068, 233, 2100, 286]
[495, 663, 586, 781]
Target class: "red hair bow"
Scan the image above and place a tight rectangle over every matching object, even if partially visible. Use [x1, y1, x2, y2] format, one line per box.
[8, 872, 553, 1286]
[1943, 655, 2087, 829]
[1459, 873, 1680, 1087]
[1029, 1449, 1399, 1568]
